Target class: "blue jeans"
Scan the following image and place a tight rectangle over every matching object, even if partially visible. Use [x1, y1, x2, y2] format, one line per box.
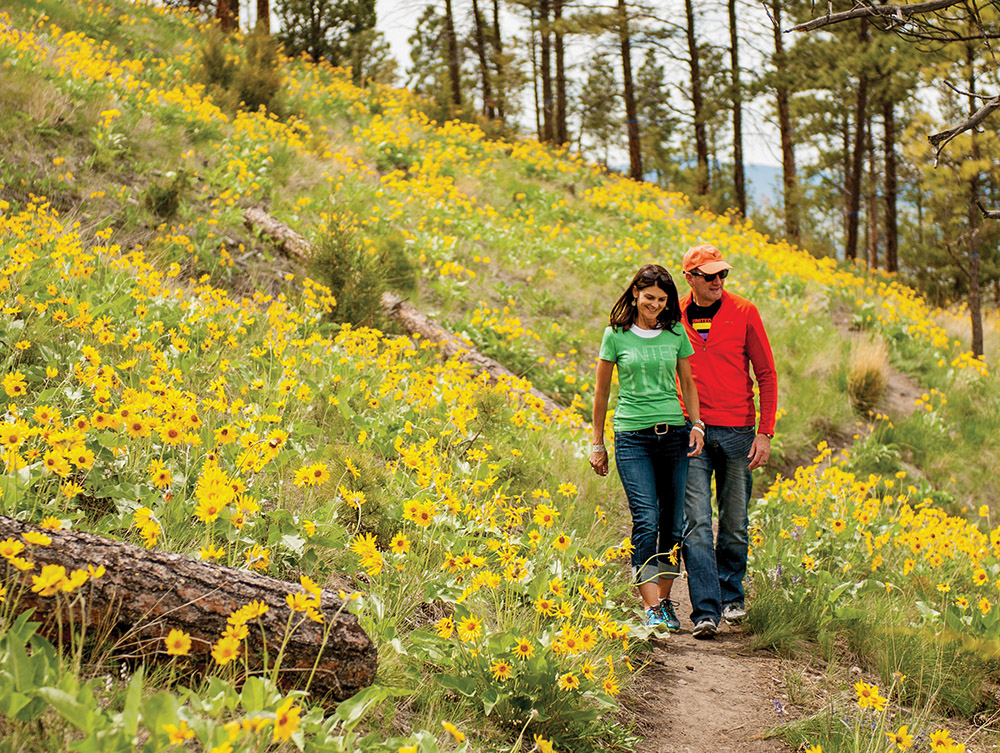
[682, 425, 755, 624]
[614, 426, 690, 586]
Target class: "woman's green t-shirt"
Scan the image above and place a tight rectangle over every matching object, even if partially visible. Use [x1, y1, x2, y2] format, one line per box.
[598, 324, 694, 431]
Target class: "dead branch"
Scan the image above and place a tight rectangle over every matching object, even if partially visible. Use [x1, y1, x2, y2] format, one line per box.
[977, 200, 1000, 219]
[928, 94, 1000, 161]
[789, 0, 967, 33]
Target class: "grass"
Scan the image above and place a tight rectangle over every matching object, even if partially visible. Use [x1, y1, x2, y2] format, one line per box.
[1, 1, 1000, 751]
[847, 335, 889, 416]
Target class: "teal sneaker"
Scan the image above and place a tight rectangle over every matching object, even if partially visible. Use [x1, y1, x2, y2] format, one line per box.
[659, 599, 680, 631]
[644, 607, 669, 631]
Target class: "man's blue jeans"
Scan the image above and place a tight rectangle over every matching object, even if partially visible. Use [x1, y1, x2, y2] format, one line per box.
[682, 425, 755, 624]
[614, 426, 690, 586]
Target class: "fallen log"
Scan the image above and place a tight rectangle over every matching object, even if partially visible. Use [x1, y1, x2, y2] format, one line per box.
[0, 516, 376, 701]
[243, 207, 309, 261]
[379, 292, 562, 416]
[241, 211, 563, 415]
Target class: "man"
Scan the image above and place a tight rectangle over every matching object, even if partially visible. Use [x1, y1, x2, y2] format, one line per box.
[679, 243, 777, 639]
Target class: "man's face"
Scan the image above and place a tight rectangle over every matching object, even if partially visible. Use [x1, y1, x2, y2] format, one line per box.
[686, 268, 726, 305]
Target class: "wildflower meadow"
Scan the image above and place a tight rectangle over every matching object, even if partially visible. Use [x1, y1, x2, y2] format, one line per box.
[1, 1, 1000, 752]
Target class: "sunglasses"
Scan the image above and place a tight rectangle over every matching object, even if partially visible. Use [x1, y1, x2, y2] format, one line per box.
[639, 268, 674, 286]
[689, 269, 729, 282]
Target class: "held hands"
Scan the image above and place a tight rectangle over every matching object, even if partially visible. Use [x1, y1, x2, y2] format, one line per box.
[590, 448, 609, 476]
[747, 434, 771, 470]
[688, 427, 704, 457]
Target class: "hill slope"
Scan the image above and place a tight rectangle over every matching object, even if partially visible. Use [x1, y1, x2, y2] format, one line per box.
[2, 1, 1000, 751]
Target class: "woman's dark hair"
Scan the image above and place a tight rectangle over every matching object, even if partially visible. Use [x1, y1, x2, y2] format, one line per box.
[608, 264, 681, 332]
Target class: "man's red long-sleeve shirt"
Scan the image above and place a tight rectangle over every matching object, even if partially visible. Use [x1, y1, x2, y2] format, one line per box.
[680, 290, 778, 435]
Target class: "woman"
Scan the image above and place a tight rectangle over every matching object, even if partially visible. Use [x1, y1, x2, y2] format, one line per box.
[590, 264, 705, 631]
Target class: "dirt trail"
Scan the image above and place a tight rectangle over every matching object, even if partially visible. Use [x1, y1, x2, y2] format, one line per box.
[624, 581, 791, 753]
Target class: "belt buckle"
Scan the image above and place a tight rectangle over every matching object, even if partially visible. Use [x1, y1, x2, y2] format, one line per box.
[654, 422, 669, 435]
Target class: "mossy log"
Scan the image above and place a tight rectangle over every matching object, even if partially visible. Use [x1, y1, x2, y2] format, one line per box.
[0, 516, 376, 700]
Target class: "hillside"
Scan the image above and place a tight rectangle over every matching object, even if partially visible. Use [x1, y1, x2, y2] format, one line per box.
[2, 1, 1000, 752]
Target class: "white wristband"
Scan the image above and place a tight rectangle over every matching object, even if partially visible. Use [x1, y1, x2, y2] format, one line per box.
[691, 425, 705, 436]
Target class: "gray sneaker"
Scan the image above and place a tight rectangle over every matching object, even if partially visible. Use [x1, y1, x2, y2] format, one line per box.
[692, 618, 718, 639]
[722, 603, 746, 623]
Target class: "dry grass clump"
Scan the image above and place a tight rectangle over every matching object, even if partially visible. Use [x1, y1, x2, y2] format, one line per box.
[848, 335, 889, 415]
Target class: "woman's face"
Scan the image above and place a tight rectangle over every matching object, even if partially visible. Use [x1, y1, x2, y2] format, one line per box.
[632, 284, 668, 325]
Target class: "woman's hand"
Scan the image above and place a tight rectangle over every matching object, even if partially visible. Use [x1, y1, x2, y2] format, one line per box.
[688, 428, 704, 457]
[590, 448, 609, 476]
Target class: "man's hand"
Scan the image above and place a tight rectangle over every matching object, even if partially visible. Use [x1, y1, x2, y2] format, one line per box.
[747, 434, 771, 470]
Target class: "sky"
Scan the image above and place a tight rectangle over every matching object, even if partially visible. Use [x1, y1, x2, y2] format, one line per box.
[374, 0, 785, 168]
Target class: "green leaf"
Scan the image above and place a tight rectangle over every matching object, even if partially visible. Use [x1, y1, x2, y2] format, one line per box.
[120, 667, 143, 738]
[827, 582, 851, 603]
[480, 687, 499, 715]
[0, 689, 31, 719]
[280, 534, 306, 554]
[435, 674, 476, 698]
[240, 676, 267, 711]
[915, 600, 941, 621]
[334, 685, 411, 731]
[36, 687, 94, 732]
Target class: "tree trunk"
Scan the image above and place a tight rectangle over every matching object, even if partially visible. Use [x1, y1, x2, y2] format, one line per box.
[883, 97, 898, 273]
[685, 0, 708, 196]
[845, 18, 869, 261]
[729, 0, 745, 217]
[619, 0, 642, 180]
[539, 0, 554, 142]
[216, 0, 237, 32]
[472, 0, 495, 119]
[444, 0, 463, 110]
[866, 112, 878, 269]
[0, 517, 376, 700]
[966, 42, 984, 357]
[771, 2, 798, 241]
[492, 0, 506, 121]
[530, 8, 541, 139]
[256, 0, 269, 33]
[554, 0, 568, 145]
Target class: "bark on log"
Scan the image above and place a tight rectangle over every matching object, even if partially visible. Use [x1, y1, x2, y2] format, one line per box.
[0, 517, 376, 701]
[380, 292, 562, 416]
[243, 207, 309, 261]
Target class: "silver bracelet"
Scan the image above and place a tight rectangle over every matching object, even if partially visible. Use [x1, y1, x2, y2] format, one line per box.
[591, 444, 607, 453]
[691, 425, 705, 436]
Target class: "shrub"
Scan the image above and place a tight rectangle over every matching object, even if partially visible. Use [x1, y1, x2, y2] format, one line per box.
[143, 170, 189, 219]
[233, 26, 284, 114]
[197, 26, 284, 115]
[311, 213, 416, 327]
[847, 335, 888, 415]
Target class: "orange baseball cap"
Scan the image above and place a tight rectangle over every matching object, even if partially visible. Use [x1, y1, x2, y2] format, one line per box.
[683, 244, 733, 274]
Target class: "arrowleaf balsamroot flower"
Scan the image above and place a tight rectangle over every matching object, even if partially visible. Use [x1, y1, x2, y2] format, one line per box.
[272, 697, 301, 742]
[164, 629, 192, 656]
